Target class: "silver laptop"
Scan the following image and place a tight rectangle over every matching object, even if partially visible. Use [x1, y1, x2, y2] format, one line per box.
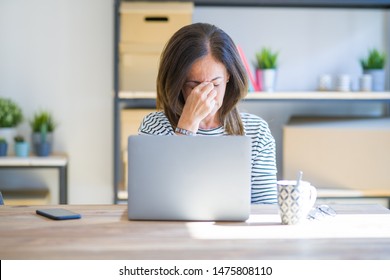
[127, 135, 252, 221]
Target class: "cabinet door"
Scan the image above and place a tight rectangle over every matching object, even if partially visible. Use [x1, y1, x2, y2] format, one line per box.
[121, 109, 156, 151]
[120, 109, 156, 193]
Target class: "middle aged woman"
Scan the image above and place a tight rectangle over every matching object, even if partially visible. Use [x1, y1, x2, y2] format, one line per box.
[138, 23, 277, 204]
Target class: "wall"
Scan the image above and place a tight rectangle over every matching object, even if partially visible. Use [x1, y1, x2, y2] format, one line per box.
[0, 0, 113, 204]
[0, 2, 388, 203]
[193, 7, 389, 178]
[194, 7, 387, 91]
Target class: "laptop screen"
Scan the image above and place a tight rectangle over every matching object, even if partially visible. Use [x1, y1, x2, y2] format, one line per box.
[127, 135, 252, 221]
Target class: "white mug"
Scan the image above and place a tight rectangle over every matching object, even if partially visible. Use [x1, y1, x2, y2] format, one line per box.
[336, 75, 351, 92]
[318, 74, 332, 91]
[277, 180, 317, 225]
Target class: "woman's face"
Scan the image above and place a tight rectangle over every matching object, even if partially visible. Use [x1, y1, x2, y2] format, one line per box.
[182, 54, 230, 116]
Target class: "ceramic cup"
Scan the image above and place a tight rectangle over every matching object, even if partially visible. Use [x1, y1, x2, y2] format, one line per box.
[336, 75, 351, 92]
[277, 180, 317, 225]
[318, 74, 332, 91]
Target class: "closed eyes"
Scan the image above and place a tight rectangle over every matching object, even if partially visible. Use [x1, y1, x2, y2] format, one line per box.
[185, 80, 223, 89]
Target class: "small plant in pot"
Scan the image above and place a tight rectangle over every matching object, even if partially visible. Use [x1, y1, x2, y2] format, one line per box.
[0, 138, 8, 157]
[360, 48, 387, 91]
[0, 97, 23, 155]
[14, 135, 29, 157]
[0, 98, 23, 128]
[30, 110, 56, 157]
[255, 48, 279, 92]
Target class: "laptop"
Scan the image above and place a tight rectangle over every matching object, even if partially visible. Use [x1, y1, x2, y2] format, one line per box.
[127, 135, 252, 221]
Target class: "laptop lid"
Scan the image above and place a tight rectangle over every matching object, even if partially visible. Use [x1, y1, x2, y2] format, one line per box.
[127, 135, 251, 221]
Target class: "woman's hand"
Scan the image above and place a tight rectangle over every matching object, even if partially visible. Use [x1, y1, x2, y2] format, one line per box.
[178, 82, 218, 133]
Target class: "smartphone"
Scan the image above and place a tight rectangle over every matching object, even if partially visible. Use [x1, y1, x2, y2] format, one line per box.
[36, 208, 81, 220]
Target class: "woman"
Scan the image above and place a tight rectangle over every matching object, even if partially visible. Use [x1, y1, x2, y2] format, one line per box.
[139, 23, 277, 204]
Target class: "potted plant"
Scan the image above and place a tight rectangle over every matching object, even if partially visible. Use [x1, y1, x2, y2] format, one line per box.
[0, 138, 7, 157]
[30, 110, 56, 156]
[0, 97, 23, 155]
[255, 48, 279, 92]
[360, 48, 386, 91]
[14, 135, 29, 157]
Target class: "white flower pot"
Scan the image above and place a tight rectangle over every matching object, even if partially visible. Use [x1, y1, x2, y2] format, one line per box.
[261, 69, 277, 92]
[364, 69, 385, 91]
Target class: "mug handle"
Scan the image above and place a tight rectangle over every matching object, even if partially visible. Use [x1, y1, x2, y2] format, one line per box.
[308, 185, 317, 209]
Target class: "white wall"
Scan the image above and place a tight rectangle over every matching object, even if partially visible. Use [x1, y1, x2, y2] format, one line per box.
[0, 2, 388, 203]
[194, 7, 388, 178]
[194, 7, 387, 91]
[0, 0, 113, 204]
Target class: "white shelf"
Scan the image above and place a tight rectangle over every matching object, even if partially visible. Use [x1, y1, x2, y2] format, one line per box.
[317, 187, 390, 198]
[119, 91, 390, 101]
[0, 154, 68, 167]
[245, 91, 390, 100]
[119, 91, 157, 99]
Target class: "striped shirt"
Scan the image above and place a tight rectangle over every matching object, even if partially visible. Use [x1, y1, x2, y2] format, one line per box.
[138, 111, 277, 204]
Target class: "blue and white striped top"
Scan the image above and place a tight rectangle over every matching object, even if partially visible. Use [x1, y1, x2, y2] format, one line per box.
[138, 111, 277, 204]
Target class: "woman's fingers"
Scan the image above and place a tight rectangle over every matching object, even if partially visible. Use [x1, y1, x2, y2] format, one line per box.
[194, 82, 214, 99]
[182, 82, 218, 120]
[179, 82, 219, 132]
[206, 89, 218, 109]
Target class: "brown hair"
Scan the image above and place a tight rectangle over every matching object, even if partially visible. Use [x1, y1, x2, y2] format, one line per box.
[157, 23, 248, 135]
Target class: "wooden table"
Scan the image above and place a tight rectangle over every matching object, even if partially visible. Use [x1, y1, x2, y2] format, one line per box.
[0, 155, 68, 204]
[0, 204, 389, 260]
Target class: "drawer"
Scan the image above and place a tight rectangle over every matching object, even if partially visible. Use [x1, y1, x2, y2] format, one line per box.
[119, 51, 160, 91]
[283, 117, 390, 190]
[120, 109, 156, 151]
[120, 109, 157, 191]
[120, 2, 193, 44]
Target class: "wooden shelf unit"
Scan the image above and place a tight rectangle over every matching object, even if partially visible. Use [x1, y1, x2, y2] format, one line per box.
[113, 0, 390, 204]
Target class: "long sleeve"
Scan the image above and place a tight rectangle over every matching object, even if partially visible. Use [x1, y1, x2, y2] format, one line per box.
[242, 113, 278, 204]
[138, 111, 174, 135]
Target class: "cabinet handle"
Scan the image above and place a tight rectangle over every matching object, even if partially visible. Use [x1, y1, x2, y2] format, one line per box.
[144, 16, 169, 22]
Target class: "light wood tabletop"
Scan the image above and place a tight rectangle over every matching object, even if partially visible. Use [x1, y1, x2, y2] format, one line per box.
[0, 204, 389, 260]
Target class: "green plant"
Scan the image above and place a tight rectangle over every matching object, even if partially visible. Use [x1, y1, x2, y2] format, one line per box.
[0, 137, 6, 144]
[360, 48, 386, 70]
[255, 48, 279, 69]
[14, 135, 25, 143]
[0, 97, 23, 128]
[30, 110, 56, 133]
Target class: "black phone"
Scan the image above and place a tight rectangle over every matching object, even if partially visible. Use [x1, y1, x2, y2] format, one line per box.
[36, 208, 81, 220]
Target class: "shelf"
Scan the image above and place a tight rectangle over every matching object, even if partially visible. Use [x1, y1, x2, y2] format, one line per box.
[245, 91, 390, 101]
[119, 91, 157, 100]
[113, 0, 390, 204]
[122, 0, 390, 9]
[317, 187, 390, 198]
[119, 91, 390, 101]
[0, 154, 68, 167]
[0, 154, 68, 204]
